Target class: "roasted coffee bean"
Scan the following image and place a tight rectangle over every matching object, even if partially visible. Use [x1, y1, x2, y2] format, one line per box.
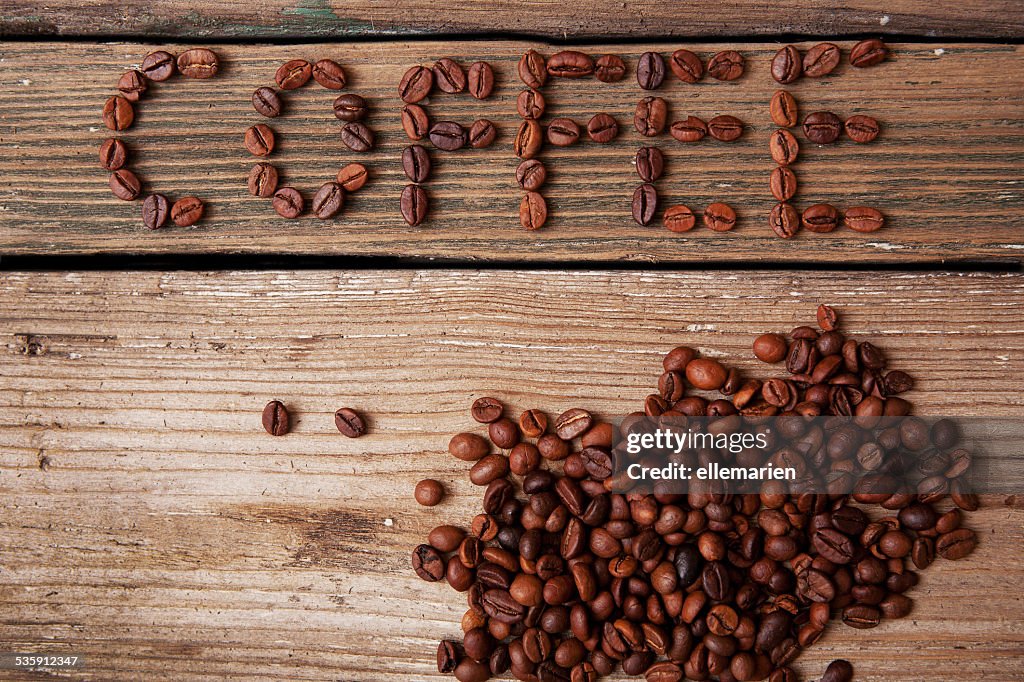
[912, 537, 936, 569]
[450, 432, 489, 461]
[519, 409, 548, 438]
[803, 111, 843, 144]
[821, 659, 854, 682]
[516, 159, 547, 191]
[814, 528, 855, 563]
[244, 124, 275, 156]
[769, 129, 799, 165]
[595, 54, 627, 82]
[470, 397, 503, 424]
[337, 163, 369, 192]
[275, 59, 312, 89]
[520, 192, 548, 231]
[399, 65, 434, 103]
[454, 659, 489, 682]
[635, 147, 665, 183]
[341, 121, 375, 152]
[802, 203, 840, 232]
[555, 408, 592, 440]
[845, 114, 880, 143]
[177, 48, 219, 78]
[262, 400, 290, 435]
[109, 169, 141, 201]
[753, 333, 788, 363]
[770, 90, 799, 128]
[770, 166, 798, 202]
[669, 49, 703, 83]
[548, 51, 594, 78]
[817, 303, 838, 331]
[769, 202, 800, 239]
[842, 604, 881, 628]
[635, 97, 668, 136]
[413, 544, 446, 581]
[803, 43, 841, 77]
[518, 89, 546, 119]
[632, 184, 658, 226]
[587, 113, 619, 143]
[99, 138, 128, 171]
[141, 50, 175, 81]
[937, 528, 977, 560]
[670, 116, 707, 143]
[401, 104, 430, 140]
[117, 70, 147, 102]
[663, 204, 696, 233]
[252, 86, 282, 117]
[707, 50, 744, 80]
[703, 202, 737, 232]
[333, 93, 368, 122]
[771, 46, 802, 84]
[142, 194, 169, 230]
[482, 588, 527, 623]
[272, 187, 304, 219]
[547, 118, 581, 146]
[401, 184, 429, 226]
[438, 640, 460, 673]
[171, 196, 204, 226]
[402, 145, 432, 183]
[519, 50, 548, 88]
[415, 479, 445, 506]
[312, 181, 345, 219]
[637, 51, 666, 90]
[488, 417, 520, 449]
[434, 57, 467, 93]
[708, 115, 744, 142]
[687, 357, 728, 389]
[310, 58, 347, 89]
[515, 120, 543, 159]
[844, 206, 885, 232]
[471, 454, 510, 486]
[467, 61, 495, 99]
[851, 39, 889, 67]
[102, 95, 134, 131]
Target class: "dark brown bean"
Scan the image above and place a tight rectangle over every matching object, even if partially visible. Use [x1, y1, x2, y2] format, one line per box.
[519, 50, 548, 89]
[516, 159, 547, 191]
[467, 61, 495, 99]
[703, 202, 737, 232]
[635, 147, 665, 183]
[632, 184, 658, 226]
[587, 113, 619, 143]
[595, 54, 627, 82]
[803, 43, 841, 77]
[142, 194, 169, 230]
[637, 51, 666, 90]
[312, 182, 345, 219]
[803, 111, 843, 144]
[399, 65, 434, 103]
[341, 121, 375, 152]
[401, 184, 429, 226]
[520, 192, 548, 231]
[312, 59, 346, 89]
[771, 46, 802, 84]
[518, 89, 546, 119]
[415, 479, 445, 506]
[272, 187, 304, 219]
[171, 196, 204, 226]
[669, 49, 704, 83]
[109, 169, 141, 201]
[176, 48, 219, 79]
[252, 87, 282, 118]
[707, 50, 745, 80]
[333, 93, 368, 122]
[845, 115, 880, 143]
[433, 57, 467, 93]
[141, 50, 176, 81]
[402, 145, 432, 183]
[99, 138, 127, 171]
[634, 97, 668, 136]
[262, 400, 290, 435]
[770, 166, 798, 202]
[547, 118, 581, 147]
[802, 203, 840, 232]
[707, 115, 744, 142]
[851, 39, 889, 67]
[769, 202, 800, 239]
[244, 124, 275, 157]
[117, 70, 147, 102]
[275, 59, 312, 89]
[547, 50, 595, 78]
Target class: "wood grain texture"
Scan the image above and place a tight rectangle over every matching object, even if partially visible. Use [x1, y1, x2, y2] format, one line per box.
[0, 269, 1022, 680]
[2, 0, 1023, 39]
[0, 40, 1022, 262]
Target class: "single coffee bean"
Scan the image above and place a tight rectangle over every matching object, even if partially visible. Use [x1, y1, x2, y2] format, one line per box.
[99, 138, 127, 171]
[670, 116, 707, 142]
[332, 93, 368, 121]
[450, 433, 489, 461]
[769, 202, 800, 239]
[341, 121, 375, 152]
[275, 59, 312, 89]
[632, 184, 658, 226]
[171, 196, 204, 226]
[514, 120, 543, 159]
[851, 38, 889, 67]
[519, 409, 548, 438]
[770, 90, 799, 127]
[595, 54, 626, 82]
[434, 57, 467, 93]
[802, 203, 840, 232]
[821, 659, 853, 682]
[438, 640, 460, 673]
[707, 115, 744, 142]
[770, 166, 798, 201]
[467, 61, 495, 99]
[471, 397, 504, 423]
[912, 536, 936, 569]
[703, 202, 737, 231]
[587, 113, 618, 143]
[669, 49, 704, 83]
[102, 95, 134, 131]
[401, 184, 429, 226]
[176, 48, 219, 79]
[637, 51, 666, 90]
[707, 50, 744, 80]
[635, 147, 665, 182]
[141, 50, 176, 81]
[663, 204, 696, 233]
[845, 114, 880, 143]
[518, 89, 546, 119]
[634, 97, 668, 136]
[141, 194, 169, 230]
[753, 333, 788, 362]
[803, 111, 843, 144]
[429, 121, 468, 151]
[262, 400, 290, 435]
[402, 145, 432, 183]
[399, 65, 434, 103]
[415, 479, 445, 506]
[109, 169, 141, 201]
[117, 70, 147, 102]
[471, 454, 510, 486]
[252, 87, 282, 117]
[816, 303, 838, 331]
[413, 544, 446, 581]
[937, 528, 977, 560]
[311, 58, 347, 89]
[337, 163, 368, 192]
[519, 50, 548, 88]
[244, 124, 275, 157]
[555, 408, 592, 440]
[334, 407, 367, 437]
[273, 187, 304, 219]
[547, 50, 594, 78]
[547, 118, 581, 146]
[771, 45, 802, 84]
[769, 129, 799, 165]
[516, 159, 547, 191]
[520, 192, 548, 231]
[844, 206, 885, 232]
[803, 43, 841, 77]
[400, 104, 430, 140]
[312, 181, 345, 219]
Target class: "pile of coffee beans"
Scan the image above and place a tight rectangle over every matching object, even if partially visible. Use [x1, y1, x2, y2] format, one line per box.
[413, 305, 978, 681]
[99, 48, 220, 229]
[245, 58, 374, 219]
[260, 400, 367, 438]
[398, 58, 497, 226]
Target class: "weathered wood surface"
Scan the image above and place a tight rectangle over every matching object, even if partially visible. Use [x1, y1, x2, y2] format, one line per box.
[2, 0, 1023, 39]
[0, 40, 1022, 263]
[0, 269, 1022, 680]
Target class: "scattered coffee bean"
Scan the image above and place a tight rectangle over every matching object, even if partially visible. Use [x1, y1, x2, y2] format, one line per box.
[400, 65, 434, 103]
[519, 409, 548, 438]
[844, 206, 885, 232]
[252, 86, 282, 117]
[514, 120, 543, 159]
[845, 114, 880, 143]
[273, 187, 304, 218]
[415, 479, 445, 507]
[770, 166, 798, 202]
[517, 89, 546, 120]
[804, 42, 841, 77]
[670, 116, 707, 143]
[117, 70, 147, 102]
[587, 113, 618, 143]
[261, 400, 290, 436]
[753, 332, 788, 362]
[341, 121, 375, 152]
[547, 118, 581, 147]
[467, 61, 495, 99]
[401, 184, 429, 226]
[703, 202, 737, 231]
[142, 194, 169, 230]
[333, 93, 368, 122]
[171, 196, 204, 226]
[334, 407, 367, 437]
[472, 397, 504, 423]
[707, 50, 745, 80]
[412, 544, 445, 581]
[109, 169, 141, 200]
[275, 59, 312, 89]
[102, 95, 134, 131]
[770, 90, 799, 127]
[401, 104, 430, 140]
[635, 147, 665, 183]
[663, 204, 696, 233]
[520, 192, 547, 230]
[429, 121, 468, 151]
[518, 50, 548, 89]
[822, 659, 854, 682]
[402, 145, 432, 183]
[99, 138, 128, 171]
[851, 39, 889, 67]
[248, 163, 279, 198]
[634, 97, 668, 137]
[336, 163, 369, 192]
[595, 54, 626, 82]
[312, 181, 345, 219]
[547, 50, 594, 78]
[434, 57, 467, 93]
[669, 49, 704, 83]
[515, 159, 547, 191]
[176, 48, 219, 79]
[770, 202, 800, 239]
[802, 203, 840, 232]
[312, 59, 347, 89]
[803, 111, 844, 144]
[771, 45, 802, 84]
[770, 129, 800, 165]
[244, 124, 275, 156]
[141, 50, 176, 81]
[707, 115, 744, 142]
[632, 184, 658, 226]
[637, 51, 666, 90]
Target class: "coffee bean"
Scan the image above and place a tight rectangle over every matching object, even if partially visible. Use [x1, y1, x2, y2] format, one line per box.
[482, 588, 527, 623]
[803, 43, 841, 77]
[275, 59, 312, 89]
[426, 121, 467, 151]
[637, 51, 666, 90]
[334, 407, 367, 437]
[821, 659, 853, 682]
[413, 544, 446, 581]
[117, 70, 147, 102]
[669, 49, 704, 83]
[547, 51, 594, 78]
[437, 640, 460, 673]
[554, 408, 592, 440]
[547, 118, 581, 146]
[770, 90, 799, 127]
[399, 65, 434, 103]
[769, 129, 800, 166]
[771, 45, 802, 84]
[471, 454, 510, 486]
[587, 113, 618, 143]
[517, 89, 546, 119]
[816, 303, 838, 331]
[402, 145, 432, 183]
[814, 528, 855, 563]
[632, 184, 658, 226]
[261, 400, 290, 435]
[332, 93, 368, 122]
[518, 409, 548, 438]
[753, 333, 788, 362]
[516, 159, 547, 191]
[687, 357, 727, 389]
[311, 58, 347, 89]
[337, 163, 368, 192]
[434, 57, 467, 93]
[176, 48, 219, 79]
[520, 192, 548, 231]
[769, 202, 800, 239]
[635, 147, 665, 182]
[99, 138, 127, 171]
[802, 203, 840, 232]
[519, 50, 548, 88]
[707, 50, 744, 80]
[514, 120, 543, 159]
[912, 537, 936, 569]
[102, 95, 134, 131]
[141, 50, 176, 81]
[450, 432, 489, 461]
[415, 479, 445, 507]
[401, 104, 430, 140]
[670, 116, 707, 142]
[707, 115, 744, 142]
[273, 187, 304, 218]
[803, 111, 843, 144]
[171, 196, 204, 226]
[142, 194, 169, 230]
[341, 121, 375, 152]
[937, 528, 977, 560]
[851, 38, 889, 67]
[703, 202, 737, 231]
[252, 86, 282, 117]
[109, 169, 141, 201]
[663, 204, 696, 233]
[770, 166, 798, 201]
[595, 54, 626, 82]
[470, 397, 503, 423]
[845, 114, 880, 143]
[312, 182, 345, 219]
[844, 206, 884, 232]
[467, 61, 495, 99]
[634, 97, 668, 136]
[244, 124, 275, 156]
[400, 184, 429, 226]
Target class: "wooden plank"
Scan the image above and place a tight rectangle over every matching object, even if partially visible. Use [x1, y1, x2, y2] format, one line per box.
[3, 0, 1023, 40]
[0, 269, 1022, 680]
[0, 40, 1022, 263]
